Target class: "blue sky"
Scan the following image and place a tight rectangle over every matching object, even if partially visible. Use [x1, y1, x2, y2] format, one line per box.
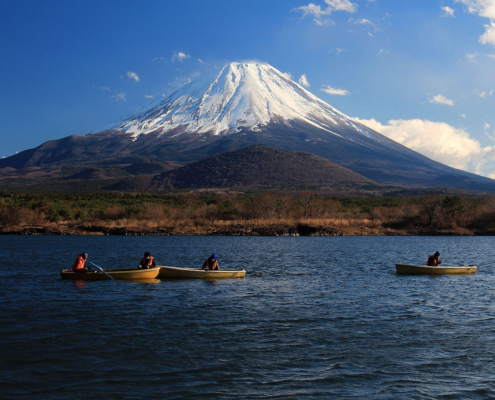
[2, 0, 495, 177]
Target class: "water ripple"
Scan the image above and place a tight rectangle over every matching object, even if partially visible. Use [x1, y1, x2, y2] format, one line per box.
[1, 236, 495, 399]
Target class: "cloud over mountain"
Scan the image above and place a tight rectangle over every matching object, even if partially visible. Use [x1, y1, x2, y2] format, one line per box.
[353, 117, 495, 175]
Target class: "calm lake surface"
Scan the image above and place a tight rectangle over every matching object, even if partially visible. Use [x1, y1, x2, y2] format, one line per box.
[1, 236, 495, 399]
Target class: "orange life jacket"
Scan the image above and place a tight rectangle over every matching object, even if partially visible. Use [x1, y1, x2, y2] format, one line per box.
[206, 259, 218, 270]
[72, 255, 86, 271]
[140, 256, 154, 267]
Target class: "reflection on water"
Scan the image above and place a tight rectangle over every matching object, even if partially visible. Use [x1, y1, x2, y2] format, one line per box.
[73, 280, 88, 289]
[0, 236, 494, 399]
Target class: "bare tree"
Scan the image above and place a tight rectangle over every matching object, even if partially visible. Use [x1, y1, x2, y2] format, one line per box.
[258, 193, 278, 218]
[275, 193, 293, 219]
[324, 199, 340, 218]
[179, 193, 200, 219]
[296, 192, 316, 218]
[419, 196, 443, 226]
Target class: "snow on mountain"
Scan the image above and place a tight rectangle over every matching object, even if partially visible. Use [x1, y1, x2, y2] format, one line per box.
[112, 62, 383, 144]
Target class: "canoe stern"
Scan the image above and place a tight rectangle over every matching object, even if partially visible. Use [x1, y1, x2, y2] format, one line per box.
[158, 266, 246, 279]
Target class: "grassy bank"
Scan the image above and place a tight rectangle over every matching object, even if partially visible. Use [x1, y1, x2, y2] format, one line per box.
[1, 191, 494, 236]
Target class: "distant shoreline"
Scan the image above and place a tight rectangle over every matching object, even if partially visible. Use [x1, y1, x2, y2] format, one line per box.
[0, 223, 488, 237]
[1, 192, 494, 237]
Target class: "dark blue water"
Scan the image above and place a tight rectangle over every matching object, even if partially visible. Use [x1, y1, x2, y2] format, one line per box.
[1, 236, 495, 399]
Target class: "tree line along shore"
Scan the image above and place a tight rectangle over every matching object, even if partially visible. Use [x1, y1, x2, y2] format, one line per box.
[0, 191, 494, 236]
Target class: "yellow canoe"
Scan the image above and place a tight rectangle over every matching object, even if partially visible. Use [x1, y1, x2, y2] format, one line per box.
[395, 264, 477, 275]
[158, 265, 246, 279]
[60, 266, 160, 281]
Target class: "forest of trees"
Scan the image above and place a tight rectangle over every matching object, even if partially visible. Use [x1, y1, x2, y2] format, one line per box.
[0, 191, 494, 235]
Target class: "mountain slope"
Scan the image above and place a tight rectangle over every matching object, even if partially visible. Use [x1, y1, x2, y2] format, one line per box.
[109, 145, 376, 191]
[1, 61, 495, 191]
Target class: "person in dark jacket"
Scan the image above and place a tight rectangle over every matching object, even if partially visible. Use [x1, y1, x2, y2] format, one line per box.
[139, 252, 156, 269]
[426, 251, 442, 266]
[202, 253, 219, 270]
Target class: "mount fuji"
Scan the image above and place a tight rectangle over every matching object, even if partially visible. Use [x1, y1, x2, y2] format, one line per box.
[1, 61, 495, 191]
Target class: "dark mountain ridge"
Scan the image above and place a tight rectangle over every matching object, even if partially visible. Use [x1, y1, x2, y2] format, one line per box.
[111, 145, 376, 191]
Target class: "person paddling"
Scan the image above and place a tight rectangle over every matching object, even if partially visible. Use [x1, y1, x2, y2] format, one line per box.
[72, 252, 90, 272]
[139, 252, 156, 269]
[202, 253, 219, 270]
[426, 251, 442, 266]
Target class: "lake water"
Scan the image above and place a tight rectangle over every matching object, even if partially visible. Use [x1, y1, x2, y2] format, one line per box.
[1, 236, 495, 399]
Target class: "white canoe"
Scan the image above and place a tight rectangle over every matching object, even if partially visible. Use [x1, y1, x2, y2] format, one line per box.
[395, 264, 477, 275]
[158, 265, 246, 279]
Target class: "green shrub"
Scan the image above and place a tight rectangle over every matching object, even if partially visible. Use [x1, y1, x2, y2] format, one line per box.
[46, 203, 74, 222]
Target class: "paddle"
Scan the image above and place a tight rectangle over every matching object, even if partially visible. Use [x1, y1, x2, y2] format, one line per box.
[89, 262, 115, 281]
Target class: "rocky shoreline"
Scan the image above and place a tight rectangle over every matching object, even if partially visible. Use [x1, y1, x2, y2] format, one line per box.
[0, 223, 487, 236]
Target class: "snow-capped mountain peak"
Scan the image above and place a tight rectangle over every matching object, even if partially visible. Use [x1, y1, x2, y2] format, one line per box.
[113, 61, 369, 140]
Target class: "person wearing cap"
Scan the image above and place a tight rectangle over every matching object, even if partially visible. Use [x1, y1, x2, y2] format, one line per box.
[139, 252, 156, 269]
[426, 251, 442, 266]
[72, 252, 90, 272]
[202, 253, 219, 270]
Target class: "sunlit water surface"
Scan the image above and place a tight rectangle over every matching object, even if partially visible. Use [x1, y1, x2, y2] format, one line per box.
[1, 236, 495, 399]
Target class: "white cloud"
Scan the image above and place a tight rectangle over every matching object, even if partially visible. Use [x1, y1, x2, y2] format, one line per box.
[476, 89, 494, 97]
[429, 94, 454, 105]
[320, 85, 350, 95]
[314, 18, 334, 26]
[353, 18, 371, 24]
[378, 48, 389, 54]
[299, 74, 310, 87]
[168, 77, 193, 88]
[144, 95, 154, 99]
[325, 0, 356, 12]
[349, 17, 379, 30]
[353, 117, 495, 174]
[330, 47, 347, 54]
[151, 57, 166, 67]
[441, 6, 455, 17]
[166, 71, 201, 90]
[460, 113, 467, 117]
[483, 122, 495, 140]
[466, 51, 495, 61]
[295, 3, 325, 19]
[455, 0, 495, 20]
[127, 71, 139, 82]
[293, 0, 357, 25]
[455, 0, 495, 45]
[466, 52, 479, 62]
[480, 21, 495, 44]
[280, 71, 293, 80]
[111, 92, 126, 102]
[198, 59, 206, 64]
[172, 52, 190, 62]
[100, 87, 110, 92]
